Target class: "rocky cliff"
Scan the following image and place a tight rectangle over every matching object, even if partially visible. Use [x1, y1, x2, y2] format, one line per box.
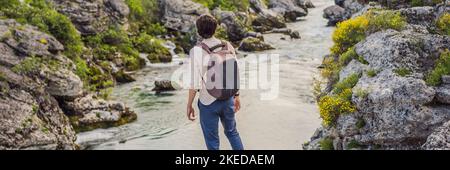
[305, 1, 450, 150]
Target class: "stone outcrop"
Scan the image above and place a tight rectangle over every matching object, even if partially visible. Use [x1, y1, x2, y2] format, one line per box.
[323, 0, 366, 26]
[159, 0, 209, 33]
[61, 94, 137, 132]
[152, 80, 177, 93]
[267, 0, 308, 22]
[213, 10, 250, 42]
[422, 121, 450, 150]
[307, 5, 450, 150]
[50, 0, 130, 35]
[0, 19, 137, 149]
[238, 37, 275, 51]
[0, 19, 77, 149]
[249, 0, 287, 32]
[323, 5, 348, 26]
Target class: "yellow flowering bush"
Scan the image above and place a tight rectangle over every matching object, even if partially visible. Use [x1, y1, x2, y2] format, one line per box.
[318, 74, 360, 126]
[331, 10, 406, 55]
[331, 15, 368, 55]
[437, 13, 450, 36]
[319, 94, 356, 127]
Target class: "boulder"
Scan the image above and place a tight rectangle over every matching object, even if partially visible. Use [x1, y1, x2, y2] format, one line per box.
[436, 85, 450, 104]
[294, 0, 315, 8]
[62, 94, 137, 132]
[152, 80, 176, 92]
[40, 66, 83, 97]
[399, 6, 436, 28]
[422, 121, 450, 150]
[303, 0, 315, 8]
[0, 19, 83, 98]
[335, 0, 346, 7]
[113, 69, 136, 83]
[1, 19, 64, 57]
[323, 5, 348, 26]
[289, 30, 301, 39]
[266, 28, 301, 39]
[323, 0, 366, 26]
[377, 0, 444, 9]
[50, 0, 130, 35]
[213, 10, 249, 42]
[355, 29, 450, 74]
[338, 60, 369, 82]
[268, 0, 308, 22]
[249, 0, 287, 32]
[238, 37, 275, 52]
[159, 0, 209, 33]
[0, 64, 76, 150]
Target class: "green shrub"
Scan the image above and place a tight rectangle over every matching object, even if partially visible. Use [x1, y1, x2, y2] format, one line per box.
[133, 33, 171, 63]
[356, 118, 366, 129]
[366, 10, 406, 34]
[437, 13, 450, 36]
[126, 0, 160, 35]
[42, 9, 83, 58]
[123, 54, 144, 71]
[411, 0, 424, 6]
[319, 137, 334, 150]
[0, 71, 5, 82]
[145, 23, 167, 36]
[426, 50, 450, 86]
[98, 87, 113, 100]
[339, 47, 357, 65]
[366, 69, 378, 77]
[333, 73, 361, 95]
[74, 57, 91, 83]
[394, 67, 412, 77]
[87, 27, 143, 71]
[321, 56, 342, 82]
[355, 88, 369, 99]
[102, 27, 131, 45]
[193, 0, 250, 11]
[347, 140, 363, 150]
[215, 25, 229, 40]
[12, 56, 42, 74]
[0, 0, 84, 59]
[126, 0, 144, 18]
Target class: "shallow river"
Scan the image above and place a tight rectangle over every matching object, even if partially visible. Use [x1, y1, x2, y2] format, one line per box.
[77, 0, 335, 150]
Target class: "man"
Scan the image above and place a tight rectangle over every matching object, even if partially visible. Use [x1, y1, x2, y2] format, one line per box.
[186, 14, 244, 150]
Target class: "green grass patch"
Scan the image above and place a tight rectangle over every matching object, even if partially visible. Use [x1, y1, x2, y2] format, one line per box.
[333, 73, 361, 95]
[193, 0, 250, 11]
[347, 140, 363, 150]
[394, 67, 412, 77]
[319, 137, 334, 150]
[426, 50, 450, 86]
[356, 118, 366, 129]
[366, 69, 379, 77]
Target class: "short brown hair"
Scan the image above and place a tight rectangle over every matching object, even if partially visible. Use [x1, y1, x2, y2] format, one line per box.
[196, 15, 218, 39]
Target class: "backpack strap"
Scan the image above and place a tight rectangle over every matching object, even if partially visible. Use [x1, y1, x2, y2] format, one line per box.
[199, 41, 228, 54]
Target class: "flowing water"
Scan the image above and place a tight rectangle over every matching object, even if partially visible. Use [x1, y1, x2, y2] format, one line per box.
[77, 0, 335, 150]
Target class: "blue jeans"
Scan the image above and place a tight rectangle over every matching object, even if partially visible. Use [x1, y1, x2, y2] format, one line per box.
[198, 98, 244, 150]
